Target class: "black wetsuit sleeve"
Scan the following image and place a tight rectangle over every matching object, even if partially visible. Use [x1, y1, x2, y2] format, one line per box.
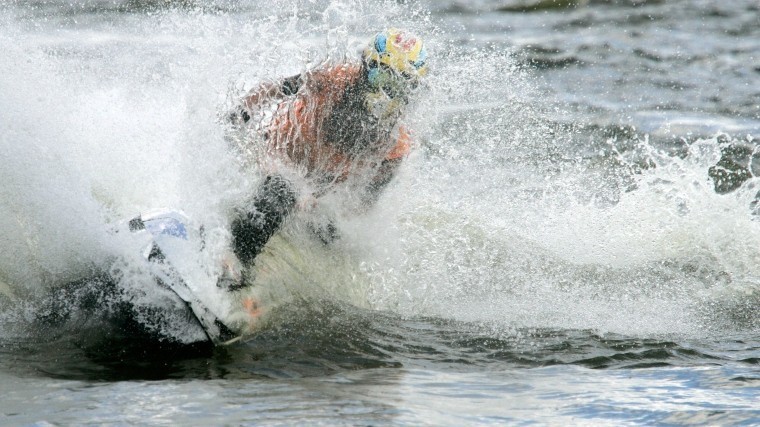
[362, 158, 402, 208]
[228, 74, 302, 124]
[281, 74, 302, 95]
[231, 175, 297, 267]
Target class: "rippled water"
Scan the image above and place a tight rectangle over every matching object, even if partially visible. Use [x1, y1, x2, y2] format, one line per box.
[1, 0, 759, 425]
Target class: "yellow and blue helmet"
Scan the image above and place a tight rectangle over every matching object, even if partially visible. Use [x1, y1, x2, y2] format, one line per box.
[363, 28, 428, 95]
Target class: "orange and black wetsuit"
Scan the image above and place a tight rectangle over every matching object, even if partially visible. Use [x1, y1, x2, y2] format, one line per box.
[230, 63, 412, 268]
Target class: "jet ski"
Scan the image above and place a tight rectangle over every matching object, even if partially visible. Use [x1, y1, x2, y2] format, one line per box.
[32, 205, 341, 350]
[126, 209, 243, 345]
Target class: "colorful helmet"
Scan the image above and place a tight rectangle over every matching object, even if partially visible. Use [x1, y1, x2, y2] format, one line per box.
[363, 28, 428, 79]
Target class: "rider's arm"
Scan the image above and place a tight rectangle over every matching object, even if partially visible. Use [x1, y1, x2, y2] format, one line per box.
[362, 157, 403, 207]
[361, 126, 413, 207]
[229, 74, 302, 123]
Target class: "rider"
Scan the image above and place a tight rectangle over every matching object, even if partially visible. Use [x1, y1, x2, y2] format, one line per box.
[227, 28, 429, 276]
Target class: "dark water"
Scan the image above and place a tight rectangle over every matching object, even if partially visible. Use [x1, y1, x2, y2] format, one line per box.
[2, 299, 758, 424]
[1, 0, 759, 425]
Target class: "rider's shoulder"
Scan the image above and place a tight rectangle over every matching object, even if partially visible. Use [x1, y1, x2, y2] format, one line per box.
[306, 62, 362, 86]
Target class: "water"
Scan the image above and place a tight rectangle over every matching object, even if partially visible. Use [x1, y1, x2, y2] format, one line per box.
[1, 0, 759, 424]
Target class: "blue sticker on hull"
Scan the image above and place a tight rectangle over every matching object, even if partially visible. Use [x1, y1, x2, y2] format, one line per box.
[144, 217, 188, 240]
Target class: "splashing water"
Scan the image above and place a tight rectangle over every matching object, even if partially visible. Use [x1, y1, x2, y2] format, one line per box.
[0, 2, 759, 425]
[0, 0, 757, 348]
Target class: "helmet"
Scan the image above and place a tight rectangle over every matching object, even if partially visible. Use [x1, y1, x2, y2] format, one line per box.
[363, 28, 428, 77]
[363, 29, 428, 93]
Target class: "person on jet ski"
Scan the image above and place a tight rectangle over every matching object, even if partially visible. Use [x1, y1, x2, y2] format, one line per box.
[226, 28, 429, 282]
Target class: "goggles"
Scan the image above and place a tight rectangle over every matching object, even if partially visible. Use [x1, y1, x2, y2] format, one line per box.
[366, 60, 418, 99]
